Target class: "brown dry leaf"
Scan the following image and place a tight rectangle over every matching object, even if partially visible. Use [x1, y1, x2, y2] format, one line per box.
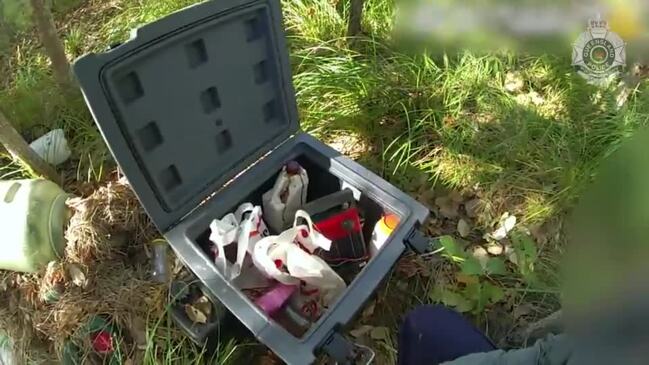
[184, 304, 208, 324]
[67, 263, 88, 288]
[457, 219, 471, 238]
[435, 196, 460, 219]
[370, 326, 390, 341]
[350, 325, 374, 338]
[193, 296, 212, 319]
[123, 358, 134, 365]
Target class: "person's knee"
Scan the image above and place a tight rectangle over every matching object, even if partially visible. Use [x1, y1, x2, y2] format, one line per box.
[403, 304, 461, 327]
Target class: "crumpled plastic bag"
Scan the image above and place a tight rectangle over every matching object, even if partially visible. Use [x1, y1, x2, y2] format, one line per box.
[262, 162, 309, 233]
[252, 210, 346, 313]
[209, 203, 269, 281]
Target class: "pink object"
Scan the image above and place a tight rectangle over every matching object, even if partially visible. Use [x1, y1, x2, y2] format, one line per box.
[255, 282, 297, 316]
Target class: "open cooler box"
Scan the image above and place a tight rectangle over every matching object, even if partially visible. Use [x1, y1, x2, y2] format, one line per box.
[73, 0, 430, 363]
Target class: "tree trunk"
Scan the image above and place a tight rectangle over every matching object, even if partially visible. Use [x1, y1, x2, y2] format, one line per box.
[347, 0, 364, 37]
[30, 0, 72, 89]
[0, 109, 60, 182]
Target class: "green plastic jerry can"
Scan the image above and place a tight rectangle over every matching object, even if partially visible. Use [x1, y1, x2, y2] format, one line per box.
[0, 179, 71, 273]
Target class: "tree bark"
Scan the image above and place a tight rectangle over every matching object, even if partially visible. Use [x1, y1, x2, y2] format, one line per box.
[347, 0, 364, 37]
[30, 0, 72, 89]
[0, 109, 60, 182]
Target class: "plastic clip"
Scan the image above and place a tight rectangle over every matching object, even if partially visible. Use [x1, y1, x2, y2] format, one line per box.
[322, 332, 375, 365]
[404, 227, 437, 255]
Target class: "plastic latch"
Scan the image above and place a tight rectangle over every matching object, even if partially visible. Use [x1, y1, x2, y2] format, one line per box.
[404, 228, 437, 255]
[322, 332, 375, 365]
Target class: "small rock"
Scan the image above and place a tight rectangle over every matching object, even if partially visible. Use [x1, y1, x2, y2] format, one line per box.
[457, 219, 471, 238]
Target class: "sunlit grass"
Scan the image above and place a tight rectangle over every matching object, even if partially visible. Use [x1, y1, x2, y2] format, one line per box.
[0, 0, 648, 359]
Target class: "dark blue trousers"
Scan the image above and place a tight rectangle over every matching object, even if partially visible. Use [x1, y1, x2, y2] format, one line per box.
[398, 305, 496, 365]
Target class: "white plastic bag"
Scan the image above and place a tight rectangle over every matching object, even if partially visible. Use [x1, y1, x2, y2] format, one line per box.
[209, 203, 269, 281]
[252, 212, 345, 311]
[262, 162, 309, 232]
[293, 210, 331, 253]
[29, 129, 71, 165]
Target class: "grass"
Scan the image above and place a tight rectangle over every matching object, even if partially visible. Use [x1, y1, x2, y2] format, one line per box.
[1, 0, 648, 362]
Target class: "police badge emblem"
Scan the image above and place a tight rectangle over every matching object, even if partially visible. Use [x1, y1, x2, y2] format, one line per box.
[572, 17, 626, 84]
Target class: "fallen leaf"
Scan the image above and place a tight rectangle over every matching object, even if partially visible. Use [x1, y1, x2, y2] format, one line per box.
[370, 326, 390, 341]
[67, 264, 88, 288]
[489, 213, 516, 241]
[471, 246, 489, 269]
[435, 196, 459, 219]
[123, 358, 134, 365]
[505, 244, 519, 266]
[193, 296, 213, 319]
[185, 304, 208, 324]
[486, 242, 504, 255]
[350, 325, 374, 338]
[457, 219, 471, 238]
[463, 198, 481, 218]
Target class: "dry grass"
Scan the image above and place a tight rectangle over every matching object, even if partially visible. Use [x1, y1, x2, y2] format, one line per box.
[0, 179, 171, 363]
[65, 177, 156, 264]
